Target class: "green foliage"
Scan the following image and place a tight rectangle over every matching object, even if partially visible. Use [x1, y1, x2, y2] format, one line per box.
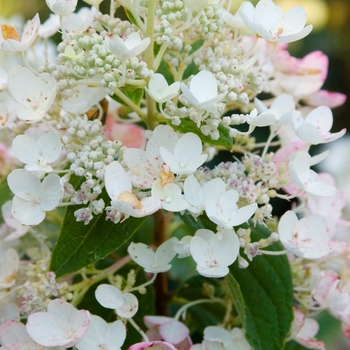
[188, 40, 205, 55]
[112, 86, 144, 107]
[182, 61, 199, 80]
[124, 9, 138, 27]
[229, 223, 294, 350]
[284, 341, 309, 350]
[168, 117, 233, 149]
[50, 190, 147, 277]
[0, 178, 13, 224]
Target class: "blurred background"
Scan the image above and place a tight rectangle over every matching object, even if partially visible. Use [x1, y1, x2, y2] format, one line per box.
[1, 0, 350, 348]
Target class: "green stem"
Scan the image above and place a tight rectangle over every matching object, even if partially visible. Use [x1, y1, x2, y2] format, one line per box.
[113, 87, 147, 120]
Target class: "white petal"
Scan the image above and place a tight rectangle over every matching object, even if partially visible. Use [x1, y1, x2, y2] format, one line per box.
[7, 169, 41, 200]
[159, 321, 189, 344]
[12, 134, 40, 165]
[11, 196, 45, 226]
[105, 161, 132, 200]
[40, 174, 62, 211]
[95, 284, 124, 310]
[116, 293, 138, 318]
[128, 242, 155, 270]
[38, 132, 62, 163]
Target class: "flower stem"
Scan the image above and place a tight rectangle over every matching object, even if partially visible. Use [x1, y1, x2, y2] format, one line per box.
[128, 318, 149, 342]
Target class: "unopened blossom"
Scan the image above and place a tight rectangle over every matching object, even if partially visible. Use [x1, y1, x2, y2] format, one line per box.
[123, 125, 178, 189]
[288, 151, 337, 197]
[278, 211, 331, 259]
[146, 74, 181, 104]
[205, 185, 257, 229]
[7, 169, 62, 226]
[0, 14, 40, 52]
[0, 247, 19, 289]
[12, 132, 62, 172]
[159, 132, 208, 175]
[151, 179, 189, 212]
[104, 161, 161, 218]
[128, 238, 178, 273]
[26, 299, 90, 348]
[0, 320, 45, 350]
[202, 326, 251, 350]
[76, 315, 126, 350]
[293, 106, 346, 145]
[104, 32, 150, 60]
[181, 70, 226, 113]
[190, 229, 240, 278]
[95, 284, 138, 318]
[290, 308, 325, 349]
[7, 66, 57, 123]
[239, 0, 312, 43]
[45, 0, 78, 16]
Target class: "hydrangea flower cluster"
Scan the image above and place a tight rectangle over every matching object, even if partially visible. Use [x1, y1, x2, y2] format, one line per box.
[0, 0, 348, 349]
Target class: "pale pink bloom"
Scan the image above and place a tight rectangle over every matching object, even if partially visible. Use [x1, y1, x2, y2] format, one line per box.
[0, 14, 40, 52]
[0, 247, 19, 289]
[45, 0, 78, 16]
[129, 341, 178, 350]
[326, 280, 350, 325]
[278, 211, 331, 259]
[144, 316, 192, 350]
[291, 308, 325, 349]
[128, 238, 178, 273]
[104, 115, 146, 149]
[0, 320, 45, 350]
[26, 299, 90, 348]
[95, 284, 138, 318]
[104, 161, 161, 218]
[304, 90, 347, 109]
[239, 0, 312, 43]
[190, 229, 240, 278]
[293, 106, 346, 145]
[312, 270, 339, 307]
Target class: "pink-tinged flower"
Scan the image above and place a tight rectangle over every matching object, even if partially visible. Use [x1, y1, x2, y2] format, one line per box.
[45, 0, 78, 16]
[7, 66, 57, 123]
[239, 0, 312, 43]
[0, 14, 40, 52]
[291, 308, 325, 349]
[144, 316, 192, 350]
[202, 326, 251, 349]
[76, 315, 126, 350]
[312, 270, 339, 308]
[26, 299, 90, 348]
[104, 33, 150, 60]
[104, 161, 161, 218]
[278, 211, 332, 259]
[190, 229, 240, 278]
[0, 320, 45, 350]
[304, 90, 347, 109]
[128, 238, 178, 273]
[104, 115, 146, 149]
[129, 341, 178, 350]
[293, 106, 346, 145]
[95, 284, 138, 318]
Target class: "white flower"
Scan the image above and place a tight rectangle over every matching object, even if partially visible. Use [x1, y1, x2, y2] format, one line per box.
[203, 326, 251, 350]
[159, 132, 208, 175]
[288, 151, 337, 196]
[0, 14, 40, 52]
[7, 170, 62, 226]
[7, 66, 57, 123]
[190, 229, 240, 278]
[62, 7, 96, 33]
[12, 132, 62, 172]
[123, 125, 178, 189]
[293, 106, 346, 145]
[26, 299, 90, 348]
[0, 247, 19, 289]
[45, 0, 78, 16]
[63, 85, 107, 115]
[145, 74, 180, 104]
[181, 70, 226, 113]
[104, 161, 161, 218]
[205, 187, 257, 229]
[95, 284, 138, 318]
[104, 32, 150, 60]
[76, 315, 126, 350]
[0, 320, 45, 350]
[278, 211, 331, 259]
[239, 0, 313, 43]
[38, 14, 60, 38]
[173, 236, 192, 258]
[128, 238, 178, 273]
[0, 302, 19, 324]
[151, 179, 189, 212]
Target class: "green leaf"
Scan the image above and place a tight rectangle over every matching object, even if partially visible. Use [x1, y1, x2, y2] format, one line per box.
[112, 87, 144, 107]
[284, 341, 309, 350]
[167, 117, 233, 149]
[182, 61, 199, 80]
[188, 39, 204, 55]
[50, 191, 147, 277]
[156, 60, 174, 85]
[0, 178, 13, 224]
[125, 9, 138, 27]
[226, 273, 246, 329]
[229, 223, 294, 350]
